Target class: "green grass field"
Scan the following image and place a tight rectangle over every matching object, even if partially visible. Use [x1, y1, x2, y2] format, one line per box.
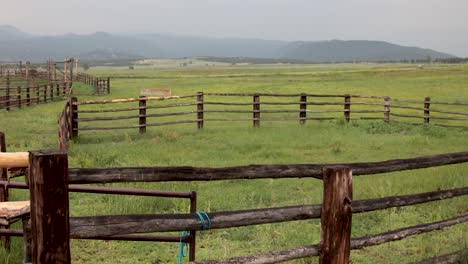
[0, 62, 467, 263]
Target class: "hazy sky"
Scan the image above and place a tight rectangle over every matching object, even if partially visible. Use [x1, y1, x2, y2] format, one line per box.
[2, 0, 468, 56]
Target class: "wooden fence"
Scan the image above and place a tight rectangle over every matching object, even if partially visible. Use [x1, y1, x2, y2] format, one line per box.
[0, 76, 72, 111]
[0, 150, 466, 263]
[61, 93, 468, 142]
[0, 132, 199, 262]
[74, 73, 110, 95]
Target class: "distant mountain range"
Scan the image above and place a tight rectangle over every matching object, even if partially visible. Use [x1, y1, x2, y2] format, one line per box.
[0, 25, 457, 63]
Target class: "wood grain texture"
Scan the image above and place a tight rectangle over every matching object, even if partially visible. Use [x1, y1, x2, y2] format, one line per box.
[29, 150, 70, 264]
[0, 152, 29, 168]
[320, 167, 352, 264]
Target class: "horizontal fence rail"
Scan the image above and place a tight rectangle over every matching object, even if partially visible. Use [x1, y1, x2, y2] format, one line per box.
[68, 186, 468, 237]
[67, 151, 468, 183]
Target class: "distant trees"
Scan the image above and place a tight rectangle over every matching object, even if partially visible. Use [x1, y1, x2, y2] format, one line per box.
[129, 65, 134, 70]
[82, 63, 90, 71]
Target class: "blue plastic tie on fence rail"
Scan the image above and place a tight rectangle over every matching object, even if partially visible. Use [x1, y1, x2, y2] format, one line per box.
[177, 231, 190, 264]
[176, 212, 212, 263]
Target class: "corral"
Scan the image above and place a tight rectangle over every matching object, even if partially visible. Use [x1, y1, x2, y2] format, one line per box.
[0, 62, 467, 263]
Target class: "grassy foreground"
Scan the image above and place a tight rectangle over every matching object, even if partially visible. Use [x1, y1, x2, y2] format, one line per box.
[0, 62, 467, 263]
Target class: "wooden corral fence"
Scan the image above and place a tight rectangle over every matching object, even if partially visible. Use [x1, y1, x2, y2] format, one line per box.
[74, 73, 110, 95]
[0, 132, 199, 262]
[0, 149, 466, 263]
[1, 59, 76, 83]
[0, 75, 72, 111]
[57, 93, 468, 148]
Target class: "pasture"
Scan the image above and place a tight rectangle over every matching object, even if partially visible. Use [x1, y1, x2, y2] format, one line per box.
[0, 61, 467, 263]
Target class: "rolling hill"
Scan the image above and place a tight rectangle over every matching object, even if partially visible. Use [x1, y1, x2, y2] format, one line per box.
[0, 25, 457, 62]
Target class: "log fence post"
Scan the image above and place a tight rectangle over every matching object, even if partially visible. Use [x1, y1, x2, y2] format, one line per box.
[344, 95, 351, 122]
[29, 150, 71, 264]
[424, 97, 431, 124]
[49, 84, 54, 101]
[253, 94, 260, 127]
[107, 77, 110, 94]
[22, 215, 32, 263]
[26, 87, 31, 106]
[5, 73, 10, 111]
[25, 61, 30, 79]
[94, 79, 98, 94]
[43, 85, 47, 103]
[35, 85, 39, 104]
[300, 94, 307, 124]
[69, 58, 73, 83]
[320, 166, 353, 264]
[197, 92, 204, 129]
[0, 132, 10, 249]
[384, 96, 390, 122]
[71, 97, 78, 138]
[139, 96, 147, 134]
[63, 59, 67, 83]
[189, 191, 197, 261]
[56, 83, 60, 97]
[62, 82, 66, 96]
[17, 86, 21, 108]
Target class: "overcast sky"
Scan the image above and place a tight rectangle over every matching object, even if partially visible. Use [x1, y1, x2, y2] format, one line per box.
[1, 0, 467, 56]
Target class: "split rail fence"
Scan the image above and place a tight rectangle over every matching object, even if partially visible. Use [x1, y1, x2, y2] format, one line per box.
[0, 148, 466, 263]
[56, 92, 468, 149]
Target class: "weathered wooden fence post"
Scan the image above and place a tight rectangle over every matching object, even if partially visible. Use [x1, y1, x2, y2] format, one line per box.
[43, 85, 48, 103]
[300, 93, 307, 125]
[16, 86, 21, 109]
[320, 166, 353, 264]
[424, 97, 431, 124]
[139, 96, 147, 134]
[344, 95, 351, 122]
[22, 215, 32, 263]
[26, 86, 31, 106]
[189, 191, 197, 261]
[71, 97, 78, 138]
[107, 77, 110, 94]
[25, 61, 30, 80]
[384, 96, 390, 122]
[35, 85, 39, 105]
[94, 79, 98, 94]
[197, 92, 204, 129]
[29, 150, 71, 264]
[0, 132, 10, 249]
[253, 94, 260, 127]
[69, 59, 73, 84]
[52, 62, 57, 83]
[66, 100, 73, 140]
[50, 84, 54, 101]
[74, 59, 79, 80]
[5, 73, 10, 111]
[63, 59, 68, 83]
[0, 132, 7, 200]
